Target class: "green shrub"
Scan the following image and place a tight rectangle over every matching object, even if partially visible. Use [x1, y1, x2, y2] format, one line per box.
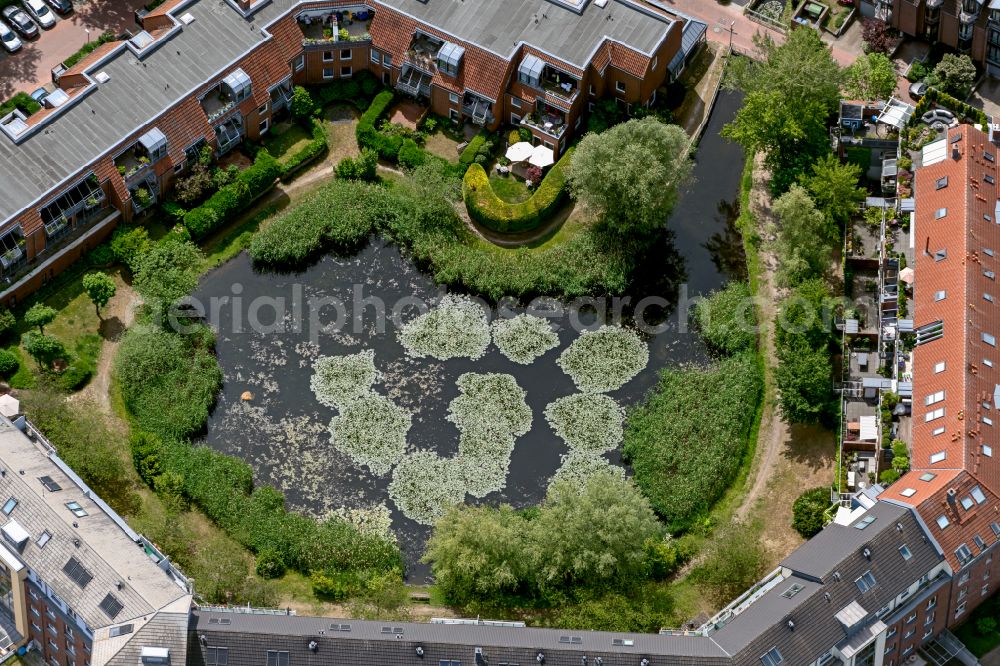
[290, 85, 315, 119]
[623, 352, 762, 532]
[0, 92, 41, 118]
[281, 118, 328, 179]
[254, 548, 287, 579]
[791, 487, 830, 538]
[356, 90, 400, 159]
[183, 150, 280, 239]
[84, 243, 115, 267]
[129, 430, 163, 486]
[0, 309, 15, 337]
[977, 616, 997, 636]
[62, 31, 115, 68]
[110, 225, 153, 271]
[397, 138, 426, 169]
[336, 148, 378, 182]
[310, 571, 354, 600]
[696, 282, 756, 356]
[462, 149, 573, 233]
[459, 131, 488, 167]
[879, 468, 900, 485]
[0, 349, 18, 377]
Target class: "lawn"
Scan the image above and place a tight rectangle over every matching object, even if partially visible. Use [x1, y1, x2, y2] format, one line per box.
[844, 146, 872, 172]
[424, 131, 461, 164]
[488, 174, 532, 204]
[953, 595, 1000, 656]
[264, 122, 314, 166]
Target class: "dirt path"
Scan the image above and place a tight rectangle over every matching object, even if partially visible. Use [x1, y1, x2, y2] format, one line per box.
[69, 279, 141, 417]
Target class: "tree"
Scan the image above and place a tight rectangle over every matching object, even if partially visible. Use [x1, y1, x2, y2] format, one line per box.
[529, 471, 663, 598]
[844, 52, 898, 102]
[775, 335, 833, 424]
[800, 154, 866, 228]
[724, 30, 842, 192]
[24, 303, 56, 334]
[770, 185, 837, 286]
[22, 332, 65, 369]
[929, 53, 977, 98]
[861, 18, 896, 55]
[349, 569, 409, 620]
[879, 469, 901, 485]
[82, 272, 117, 318]
[694, 522, 768, 603]
[0, 309, 15, 337]
[775, 279, 835, 350]
[111, 225, 153, 271]
[792, 487, 830, 538]
[133, 240, 203, 318]
[290, 85, 315, 119]
[568, 117, 692, 240]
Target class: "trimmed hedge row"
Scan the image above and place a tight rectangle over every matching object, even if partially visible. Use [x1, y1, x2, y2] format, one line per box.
[356, 90, 402, 160]
[912, 86, 990, 127]
[182, 150, 281, 239]
[280, 118, 328, 180]
[63, 31, 116, 68]
[458, 131, 488, 167]
[312, 71, 380, 109]
[462, 148, 573, 234]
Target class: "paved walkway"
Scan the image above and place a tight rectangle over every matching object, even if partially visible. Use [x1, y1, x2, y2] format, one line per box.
[0, 0, 143, 99]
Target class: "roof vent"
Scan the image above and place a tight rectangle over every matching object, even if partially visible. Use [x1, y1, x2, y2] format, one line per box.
[307, 642, 317, 653]
[787, 619, 795, 631]
[95, 71, 110, 84]
[863, 547, 871, 560]
[179, 11, 194, 23]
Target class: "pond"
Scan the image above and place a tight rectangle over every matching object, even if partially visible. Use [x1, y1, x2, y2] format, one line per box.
[194, 90, 746, 578]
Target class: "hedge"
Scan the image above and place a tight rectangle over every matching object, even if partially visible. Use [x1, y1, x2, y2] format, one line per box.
[0, 92, 41, 118]
[62, 31, 116, 68]
[459, 131, 488, 167]
[280, 117, 328, 180]
[462, 148, 573, 234]
[312, 71, 380, 109]
[355, 90, 400, 160]
[913, 86, 990, 127]
[183, 150, 281, 239]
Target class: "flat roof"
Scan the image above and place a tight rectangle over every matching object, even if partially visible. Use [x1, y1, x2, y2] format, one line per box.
[377, 0, 672, 67]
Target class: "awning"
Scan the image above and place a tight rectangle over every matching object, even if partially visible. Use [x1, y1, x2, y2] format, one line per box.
[878, 97, 914, 130]
[528, 144, 555, 168]
[505, 142, 533, 162]
[899, 267, 914, 284]
[0, 394, 19, 418]
[138, 127, 167, 154]
[668, 19, 707, 76]
[859, 415, 878, 441]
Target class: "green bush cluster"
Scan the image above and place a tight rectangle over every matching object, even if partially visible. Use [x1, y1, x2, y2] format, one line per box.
[458, 131, 493, 167]
[0, 92, 41, 118]
[791, 487, 831, 538]
[336, 148, 378, 182]
[463, 150, 573, 233]
[311, 71, 380, 109]
[0, 349, 18, 377]
[623, 351, 762, 532]
[695, 282, 756, 356]
[913, 87, 989, 127]
[280, 118, 329, 179]
[356, 91, 403, 160]
[182, 150, 281, 239]
[62, 31, 116, 68]
[110, 225, 153, 271]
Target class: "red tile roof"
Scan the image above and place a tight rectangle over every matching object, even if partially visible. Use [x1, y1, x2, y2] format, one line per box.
[60, 42, 122, 78]
[608, 41, 650, 78]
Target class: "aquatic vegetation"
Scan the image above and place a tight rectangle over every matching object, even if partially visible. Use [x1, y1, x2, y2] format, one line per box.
[544, 393, 624, 454]
[398, 295, 491, 360]
[328, 504, 396, 543]
[454, 429, 515, 499]
[549, 450, 625, 491]
[388, 451, 466, 525]
[491, 314, 560, 365]
[329, 394, 412, 476]
[557, 325, 649, 393]
[310, 350, 379, 408]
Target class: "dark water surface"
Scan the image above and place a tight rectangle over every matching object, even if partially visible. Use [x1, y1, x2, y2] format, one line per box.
[194, 90, 746, 578]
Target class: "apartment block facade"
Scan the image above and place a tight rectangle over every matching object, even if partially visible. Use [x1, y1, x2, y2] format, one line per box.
[875, 0, 1000, 74]
[0, 0, 703, 307]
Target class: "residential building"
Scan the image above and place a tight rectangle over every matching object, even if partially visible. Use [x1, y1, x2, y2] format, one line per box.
[876, 0, 1000, 75]
[0, 414, 192, 666]
[0, 0, 705, 307]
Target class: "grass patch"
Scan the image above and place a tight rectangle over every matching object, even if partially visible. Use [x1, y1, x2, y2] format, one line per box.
[954, 595, 1000, 656]
[844, 146, 871, 172]
[423, 131, 461, 164]
[488, 175, 532, 204]
[264, 122, 314, 165]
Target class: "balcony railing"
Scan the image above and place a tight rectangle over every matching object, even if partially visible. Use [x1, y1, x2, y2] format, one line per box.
[540, 80, 579, 104]
[520, 113, 567, 139]
[396, 66, 431, 98]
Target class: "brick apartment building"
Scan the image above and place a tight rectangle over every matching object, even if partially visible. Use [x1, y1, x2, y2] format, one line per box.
[0, 414, 192, 666]
[867, 0, 1000, 75]
[0, 0, 707, 306]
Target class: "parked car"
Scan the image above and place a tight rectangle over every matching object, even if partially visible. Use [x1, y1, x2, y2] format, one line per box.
[908, 81, 927, 100]
[29, 87, 48, 105]
[44, 0, 71, 14]
[22, 0, 55, 28]
[1, 6, 37, 37]
[0, 19, 22, 52]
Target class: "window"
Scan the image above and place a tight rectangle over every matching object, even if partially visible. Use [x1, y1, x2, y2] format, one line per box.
[1, 497, 15, 515]
[901, 488, 917, 497]
[257, 102, 267, 116]
[934, 290, 947, 301]
[383, 54, 390, 66]
[929, 449, 946, 462]
[449, 92, 459, 104]
[651, 56, 658, 70]
[986, 445, 994, 457]
[987, 151, 995, 162]
[855, 571, 877, 592]
[206, 648, 228, 666]
[932, 426, 945, 436]
[986, 416, 994, 426]
[927, 596, 937, 610]
[855, 516, 876, 530]
[972, 486, 987, 504]
[935, 361, 946, 373]
[906, 613, 917, 624]
[935, 207, 948, 219]
[925, 612, 935, 625]
[340, 49, 351, 60]
[957, 544, 974, 564]
[65, 501, 87, 517]
[921, 472, 937, 481]
[293, 55, 304, 72]
[937, 515, 950, 529]
[975, 534, 987, 549]
[370, 50, 379, 64]
[900, 545, 913, 560]
[885, 644, 896, 654]
[988, 175, 996, 184]
[266, 652, 289, 666]
[987, 270, 996, 280]
[449, 109, 459, 122]
[322, 68, 333, 79]
[961, 496, 974, 510]
[956, 602, 967, 617]
[904, 628, 915, 639]
[615, 80, 625, 93]
[341, 66, 352, 77]
[935, 248, 948, 261]
[926, 409, 945, 423]
[959, 587, 968, 600]
[322, 51, 333, 62]
[258, 119, 268, 134]
[988, 248, 996, 256]
[759, 647, 783, 666]
[985, 333, 997, 346]
[888, 626, 898, 639]
[986, 294, 995, 303]
[984, 584, 991, 596]
[923, 627, 933, 639]
[926, 390, 946, 405]
[936, 176, 949, 189]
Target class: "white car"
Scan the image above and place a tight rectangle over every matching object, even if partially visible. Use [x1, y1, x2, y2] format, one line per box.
[22, 0, 54, 29]
[0, 19, 22, 52]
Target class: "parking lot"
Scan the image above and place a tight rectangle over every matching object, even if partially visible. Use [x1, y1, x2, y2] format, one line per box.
[0, 0, 143, 98]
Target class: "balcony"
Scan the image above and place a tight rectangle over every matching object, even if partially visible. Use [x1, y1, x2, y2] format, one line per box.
[128, 174, 159, 215]
[403, 32, 444, 74]
[202, 91, 236, 124]
[462, 93, 494, 126]
[396, 65, 432, 98]
[297, 7, 372, 47]
[269, 80, 294, 113]
[40, 174, 106, 242]
[520, 104, 567, 139]
[201, 69, 251, 124]
[214, 114, 245, 156]
[518, 55, 579, 107]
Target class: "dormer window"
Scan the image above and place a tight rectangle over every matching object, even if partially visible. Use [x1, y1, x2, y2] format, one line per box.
[518, 54, 544, 88]
[222, 68, 252, 104]
[936, 176, 949, 189]
[436, 42, 464, 77]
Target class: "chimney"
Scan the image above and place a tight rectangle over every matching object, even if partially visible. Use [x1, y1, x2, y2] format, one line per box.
[947, 488, 959, 516]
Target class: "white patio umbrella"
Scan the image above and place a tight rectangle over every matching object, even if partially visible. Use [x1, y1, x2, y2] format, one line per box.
[899, 267, 914, 285]
[505, 142, 534, 163]
[0, 394, 19, 418]
[528, 144, 555, 168]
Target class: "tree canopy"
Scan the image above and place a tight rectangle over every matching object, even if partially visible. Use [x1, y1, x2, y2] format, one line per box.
[568, 117, 692, 240]
[723, 30, 841, 193]
[844, 52, 898, 102]
[929, 53, 977, 98]
[83, 272, 117, 317]
[133, 240, 203, 317]
[775, 335, 833, 424]
[792, 487, 831, 538]
[22, 332, 66, 369]
[24, 303, 57, 334]
[770, 185, 836, 287]
[800, 153, 866, 228]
